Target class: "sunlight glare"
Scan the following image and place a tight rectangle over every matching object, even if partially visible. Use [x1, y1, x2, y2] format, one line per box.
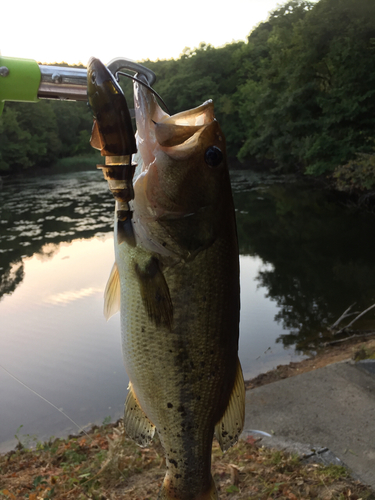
[1, 0, 303, 65]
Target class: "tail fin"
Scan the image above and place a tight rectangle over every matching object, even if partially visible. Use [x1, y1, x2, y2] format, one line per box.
[158, 474, 218, 500]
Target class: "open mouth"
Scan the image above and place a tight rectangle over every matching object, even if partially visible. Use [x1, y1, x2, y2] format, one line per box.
[134, 81, 217, 168]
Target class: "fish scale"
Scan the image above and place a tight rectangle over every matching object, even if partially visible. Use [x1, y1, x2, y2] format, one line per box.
[104, 81, 245, 500]
[116, 225, 239, 497]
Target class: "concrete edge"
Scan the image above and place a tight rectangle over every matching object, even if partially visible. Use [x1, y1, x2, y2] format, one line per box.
[240, 429, 348, 468]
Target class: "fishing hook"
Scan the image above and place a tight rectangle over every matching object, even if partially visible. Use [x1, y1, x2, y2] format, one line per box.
[115, 71, 170, 115]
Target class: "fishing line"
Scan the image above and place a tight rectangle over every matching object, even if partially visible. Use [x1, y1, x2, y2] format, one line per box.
[0, 364, 90, 439]
[115, 71, 171, 114]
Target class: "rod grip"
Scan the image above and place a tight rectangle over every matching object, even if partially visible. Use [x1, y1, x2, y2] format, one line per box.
[0, 56, 41, 114]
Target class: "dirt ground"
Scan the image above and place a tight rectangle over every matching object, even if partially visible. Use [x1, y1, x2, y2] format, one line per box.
[1, 336, 375, 499]
[1, 423, 374, 500]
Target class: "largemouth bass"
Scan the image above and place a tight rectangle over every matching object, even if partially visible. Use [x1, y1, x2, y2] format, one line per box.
[104, 79, 245, 500]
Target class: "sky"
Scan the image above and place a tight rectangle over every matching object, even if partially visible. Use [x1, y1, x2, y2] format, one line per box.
[2, 0, 301, 66]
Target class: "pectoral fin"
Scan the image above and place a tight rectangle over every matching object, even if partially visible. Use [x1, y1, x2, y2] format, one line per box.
[90, 120, 104, 151]
[134, 257, 173, 330]
[214, 358, 245, 452]
[124, 383, 155, 447]
[103, 262, 120, 320]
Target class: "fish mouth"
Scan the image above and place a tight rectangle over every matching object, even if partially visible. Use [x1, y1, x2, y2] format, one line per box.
[133, 81, 216, 168]
[154, 100, 215, 147]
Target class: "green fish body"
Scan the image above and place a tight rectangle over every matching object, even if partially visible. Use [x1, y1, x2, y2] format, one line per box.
[105, 82, 245, 500]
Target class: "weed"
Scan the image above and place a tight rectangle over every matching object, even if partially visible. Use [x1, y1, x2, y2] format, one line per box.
[32, 475, 48, 488]
[318, 464, 349, 480]
[14, 425, 40, 451]
[1, 421, 373, 499]
[51, 154, 101, 173]
[354, 345, 375, 361]
[269, 450, 283, 465]
[226, 484, 239, 493]
[102, 416, 112, 428]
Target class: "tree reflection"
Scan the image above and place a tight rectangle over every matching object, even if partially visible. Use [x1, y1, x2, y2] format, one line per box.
[233, 177, 375, 352]
[0, 172, 114, 302]
[0, 261, 24, 298]
[2, 171, 375, 354]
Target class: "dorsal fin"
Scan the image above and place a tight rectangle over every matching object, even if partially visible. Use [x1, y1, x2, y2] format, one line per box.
[104, 262, 121, 320]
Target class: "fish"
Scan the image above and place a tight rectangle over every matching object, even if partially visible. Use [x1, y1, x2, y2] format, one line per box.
[87, 57, 137, 157]
[104, 79, 245, 500]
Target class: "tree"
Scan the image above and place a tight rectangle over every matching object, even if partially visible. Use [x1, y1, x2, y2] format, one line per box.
[237, 0, 375, 176]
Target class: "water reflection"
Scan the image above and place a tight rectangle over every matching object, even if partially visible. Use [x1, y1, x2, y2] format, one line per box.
[2, 170, 375, 354]
[0, 235, 125, 452]
[232, 171, 375, 351]
[2, 169, 375, 450]
[0, 172, 114, 300]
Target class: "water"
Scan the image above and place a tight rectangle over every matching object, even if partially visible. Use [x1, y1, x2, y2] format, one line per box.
[1, 170, 375, 452]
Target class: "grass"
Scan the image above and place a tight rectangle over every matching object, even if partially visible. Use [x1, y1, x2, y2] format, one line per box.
[0, 420, 374, 500]
[50, 154, 101, 174]
[354, 345, 375, 361]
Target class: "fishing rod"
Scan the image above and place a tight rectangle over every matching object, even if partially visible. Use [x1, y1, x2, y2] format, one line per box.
[0, 55, 162, 227]
[0, 56, 157, 446]
[0, 55, 156, 115]
[0, 363, 91, 439]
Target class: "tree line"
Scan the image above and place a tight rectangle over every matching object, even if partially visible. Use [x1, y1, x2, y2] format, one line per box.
[1, 0, 375, 190]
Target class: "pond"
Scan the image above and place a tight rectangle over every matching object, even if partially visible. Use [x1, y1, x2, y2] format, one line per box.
[1, 169, 374, 452]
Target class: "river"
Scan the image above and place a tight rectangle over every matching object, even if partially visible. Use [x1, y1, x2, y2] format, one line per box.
[1, 169, 374, 452]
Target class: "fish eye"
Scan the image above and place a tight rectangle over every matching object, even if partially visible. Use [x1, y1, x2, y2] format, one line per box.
[91, 71, 96, 84]
[204, 146, 223, 167]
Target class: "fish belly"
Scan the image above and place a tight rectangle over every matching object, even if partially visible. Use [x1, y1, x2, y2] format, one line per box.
[117, 230, 239, 498]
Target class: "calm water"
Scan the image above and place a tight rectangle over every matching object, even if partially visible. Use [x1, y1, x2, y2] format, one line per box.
[1, 170, 375, 451]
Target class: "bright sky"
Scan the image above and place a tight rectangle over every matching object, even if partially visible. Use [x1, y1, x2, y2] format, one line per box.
[1, 0, 304, 66]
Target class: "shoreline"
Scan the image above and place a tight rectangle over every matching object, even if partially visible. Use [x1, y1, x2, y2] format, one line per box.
[244, 335, 375, 391]
[2, 335, 373, 456]
[1, 336, 375, 498]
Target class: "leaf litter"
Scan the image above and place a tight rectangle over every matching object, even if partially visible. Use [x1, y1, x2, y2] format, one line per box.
[1, 420, 374, 499]
[2, 340, 375, 499]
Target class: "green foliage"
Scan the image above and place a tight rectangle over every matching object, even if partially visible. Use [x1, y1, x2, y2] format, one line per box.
[1, 0, 375, 186]
[237, 0, 375, 177]
[354, 345, 375, 361]
[33, 475, 48, 487]
[51, 153, 101, 173]
[0, 99, 93, 173]
[318, 464, 349, 480]
[14, 425, 42, 451]
[333, 153, 375, 191]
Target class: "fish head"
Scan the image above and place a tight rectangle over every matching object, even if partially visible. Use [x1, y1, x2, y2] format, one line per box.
[132, 83, 232, 244]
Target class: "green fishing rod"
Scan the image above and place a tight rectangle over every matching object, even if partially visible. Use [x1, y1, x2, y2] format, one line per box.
[0, 55, 156, 116]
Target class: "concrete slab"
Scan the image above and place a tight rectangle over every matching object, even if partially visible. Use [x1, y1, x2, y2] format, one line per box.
[244, 360, 375, 489]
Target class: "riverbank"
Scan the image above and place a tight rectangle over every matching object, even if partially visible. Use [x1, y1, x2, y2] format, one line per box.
[1, 337, 375, 499]
[244, 336, 375, 492]
[1, 421, 373, 500]
[245, 336, 375, 390]
[0, 154, 101, 181]
[2, 158, 375, 213]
